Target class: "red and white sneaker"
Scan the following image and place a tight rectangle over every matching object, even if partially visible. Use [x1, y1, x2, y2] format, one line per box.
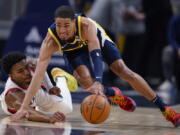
[109, 87, 136, 112]
[162, 106, 180, 127]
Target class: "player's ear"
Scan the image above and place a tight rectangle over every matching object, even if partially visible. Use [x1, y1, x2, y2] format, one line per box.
[9, 71, 15, 81]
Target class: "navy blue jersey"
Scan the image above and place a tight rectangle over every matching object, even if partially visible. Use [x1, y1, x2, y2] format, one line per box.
[48, 15, 121, 69]
[48, 15, 112, 55]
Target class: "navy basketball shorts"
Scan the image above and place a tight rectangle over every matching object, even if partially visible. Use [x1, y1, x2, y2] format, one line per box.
[66, 49, 94, 75]
[66, 40, 122, 73]
[102, 40, 122, 65]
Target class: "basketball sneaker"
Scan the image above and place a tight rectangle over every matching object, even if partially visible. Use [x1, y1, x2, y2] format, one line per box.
[51, 68, 78, 92]
[109, 87, 136, 112]
[162, 106, 180, 127]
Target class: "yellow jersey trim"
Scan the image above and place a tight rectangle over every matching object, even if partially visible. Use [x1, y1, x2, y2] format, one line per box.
[63, 46, 83, 52]
[94, 21, 113, 43]
[95, 22, 113, 42]
[63, 40, 87, 52]
[78, 16, 82, 40]
[48, 28, 63, 55]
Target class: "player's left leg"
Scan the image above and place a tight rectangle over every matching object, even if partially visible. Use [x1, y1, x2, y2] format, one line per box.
[110, 59, 156, 100]
[102, 39, 180, 127]
[110, 59, 180, 127]
[102, 40, 136, 112]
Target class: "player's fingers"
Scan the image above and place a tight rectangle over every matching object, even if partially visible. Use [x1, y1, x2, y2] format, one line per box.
[54, 112, 65, 121]
[10, 112, 26, 121]
[84, 89, 98, 94]
[83, 88, 91, 92]
[83, 88, 90, 92]
[84, 86, 99, 94]
[25, 112, 30, 118]
[97, 90, 105, 97]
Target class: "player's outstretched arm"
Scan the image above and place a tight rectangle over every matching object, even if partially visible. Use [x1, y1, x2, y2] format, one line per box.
[27, 110, 65, 123]
[6, 89, 65, 123]
[11, 33, 59, 121]
[82, 17, 104, 95]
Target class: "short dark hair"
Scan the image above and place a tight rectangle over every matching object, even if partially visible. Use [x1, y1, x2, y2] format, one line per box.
[54, 5, 75, 19]
[1, 52, 26, 74]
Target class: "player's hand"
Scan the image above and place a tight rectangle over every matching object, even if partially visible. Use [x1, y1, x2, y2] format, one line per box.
[10, 107, 29, 121]
[50, 111, 66, 123]
[84, 81, 104, 95]
[49, 86, 61, 96]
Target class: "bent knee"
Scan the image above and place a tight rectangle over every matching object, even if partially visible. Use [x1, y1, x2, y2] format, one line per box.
[78, 76, 93, 88]
[73, 67, 93, 88]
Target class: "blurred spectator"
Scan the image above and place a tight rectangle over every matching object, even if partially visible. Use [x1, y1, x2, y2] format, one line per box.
[140, 0, 173, 85]
[117, 0, 145, 75]
[69, 0, 94, 14]
[87, 0, 145, 87]
[159, 15, 180, 92]
[171, 0, 180, 15]
[87, 0, 124, 41]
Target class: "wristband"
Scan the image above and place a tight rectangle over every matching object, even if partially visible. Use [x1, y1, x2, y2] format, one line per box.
[90, 49, 103, 83]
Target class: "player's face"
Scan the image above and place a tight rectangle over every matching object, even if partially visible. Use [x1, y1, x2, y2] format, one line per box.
[55, 17, 76, 40]
[10, 59, 32, 88]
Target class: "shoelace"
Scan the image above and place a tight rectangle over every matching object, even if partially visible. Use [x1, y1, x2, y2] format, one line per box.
[163, 108, 176, 121]
[111, 95, 128, 107]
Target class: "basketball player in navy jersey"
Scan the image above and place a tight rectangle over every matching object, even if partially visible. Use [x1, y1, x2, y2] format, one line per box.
[11, 5, 180, 127]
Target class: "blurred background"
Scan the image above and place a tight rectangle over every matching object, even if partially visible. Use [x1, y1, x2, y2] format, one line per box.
[0, 0, 180, 106]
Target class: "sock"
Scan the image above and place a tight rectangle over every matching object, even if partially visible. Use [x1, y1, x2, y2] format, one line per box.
[152, 96, 166, 112]
[104, 87, 115, 97]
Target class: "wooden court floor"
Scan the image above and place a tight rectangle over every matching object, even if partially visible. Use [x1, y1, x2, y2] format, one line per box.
[0, 103, 180, 135]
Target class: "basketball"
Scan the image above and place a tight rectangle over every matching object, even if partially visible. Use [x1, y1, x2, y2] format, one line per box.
[80, 94, 111, 124]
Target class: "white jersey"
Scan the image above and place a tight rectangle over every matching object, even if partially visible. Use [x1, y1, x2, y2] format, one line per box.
[0, 71, 72, 115]
[1, 78, 36, 115]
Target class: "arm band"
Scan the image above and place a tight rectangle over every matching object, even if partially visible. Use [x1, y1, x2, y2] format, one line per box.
[90, 49, 103, 83]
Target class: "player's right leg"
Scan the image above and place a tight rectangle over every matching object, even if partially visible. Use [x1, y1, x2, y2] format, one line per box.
[103, 40, 180, 127]
[73, 65, 94, 89]
[67, 51, 94, 89]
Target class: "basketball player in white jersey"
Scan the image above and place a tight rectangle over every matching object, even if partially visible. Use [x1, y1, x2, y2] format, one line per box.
[0, 52, 78, 123]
